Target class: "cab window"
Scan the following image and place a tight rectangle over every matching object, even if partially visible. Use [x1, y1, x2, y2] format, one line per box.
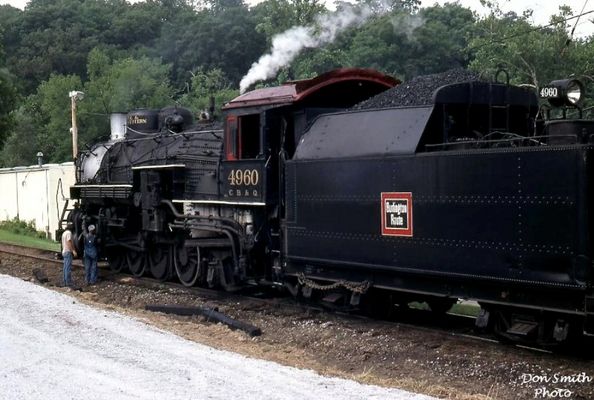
[239, 114, 260, 159]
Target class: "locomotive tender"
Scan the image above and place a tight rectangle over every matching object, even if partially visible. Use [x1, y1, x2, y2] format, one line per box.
[65, 68, 593, 344]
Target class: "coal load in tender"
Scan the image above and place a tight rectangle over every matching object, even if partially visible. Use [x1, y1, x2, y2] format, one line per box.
[352, 69, 485, 110]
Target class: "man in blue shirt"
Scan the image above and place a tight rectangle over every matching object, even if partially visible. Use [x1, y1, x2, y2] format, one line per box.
[82, 221, 98, 285]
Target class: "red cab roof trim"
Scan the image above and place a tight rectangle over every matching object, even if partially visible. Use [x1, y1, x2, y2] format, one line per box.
[223, 68, 399, 110]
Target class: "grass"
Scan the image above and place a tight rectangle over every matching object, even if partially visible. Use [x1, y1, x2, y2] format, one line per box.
[450, 302, 481, 317]
[0, 229, 60, 252]
[408, 300, 481, 317]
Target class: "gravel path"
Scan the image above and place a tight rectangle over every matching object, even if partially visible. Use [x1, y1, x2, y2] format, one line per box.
[0, 274, 434, 400]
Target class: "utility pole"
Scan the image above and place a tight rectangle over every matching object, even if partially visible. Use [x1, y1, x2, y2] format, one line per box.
[68, 90, 84, 159]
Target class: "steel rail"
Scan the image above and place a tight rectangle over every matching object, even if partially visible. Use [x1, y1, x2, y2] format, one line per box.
[0, 241, 567, 355]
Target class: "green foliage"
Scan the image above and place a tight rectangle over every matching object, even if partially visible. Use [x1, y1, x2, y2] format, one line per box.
[1, 0, 171, 93]
[156, 4, 266, 88]
[468, 5, 587, 87]
[347, 3, 475, 79]
[292, 48, 352, 78]
[0, 103, 38, 167]
[86, 52, 173, 112]
[1, 74, 82, 166]
[0, 65, 18, 148]
[0, 0, 593, 166]
[253, 0, 326, 42]
[409, 4, 475, 75]
[178, 67, 238, 116]
[347, 14, 406, 76]
[0, 217, 46, 239]
[81, 49, 174, 144]
[37, 74, 84, 163]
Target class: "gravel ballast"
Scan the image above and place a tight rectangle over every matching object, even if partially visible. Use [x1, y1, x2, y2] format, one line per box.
[1, 248, 594, 400]
[0, 273, 434, 400]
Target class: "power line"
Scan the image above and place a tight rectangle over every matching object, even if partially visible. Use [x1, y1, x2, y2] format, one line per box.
[570, 0, 590, 39]
[470, 9, 594, 50]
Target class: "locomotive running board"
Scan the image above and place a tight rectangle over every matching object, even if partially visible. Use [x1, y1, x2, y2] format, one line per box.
[172, 199, 266, 206]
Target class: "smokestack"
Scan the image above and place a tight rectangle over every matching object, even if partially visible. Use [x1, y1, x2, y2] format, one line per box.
[110, 113, 127, 141]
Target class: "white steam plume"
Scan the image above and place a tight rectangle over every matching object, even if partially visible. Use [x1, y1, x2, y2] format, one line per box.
[239, 5, 373, 94]
[390, 13, 425, 40]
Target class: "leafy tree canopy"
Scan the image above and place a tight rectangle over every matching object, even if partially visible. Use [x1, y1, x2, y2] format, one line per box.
[177, 67, 238, 117]
[81, 48, 175, 143]
[0, 0, 593, 166]
[468, 5, 594, 87]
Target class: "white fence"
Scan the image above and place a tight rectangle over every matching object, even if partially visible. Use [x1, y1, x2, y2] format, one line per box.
[0, 162, 76, 240]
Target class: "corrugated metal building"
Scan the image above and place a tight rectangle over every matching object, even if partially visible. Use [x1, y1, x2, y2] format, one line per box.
[0, 162, 75, 240]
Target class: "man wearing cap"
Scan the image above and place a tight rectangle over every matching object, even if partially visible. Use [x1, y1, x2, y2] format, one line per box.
[61, 222, 77, 287]
[82, 219, 98, 285]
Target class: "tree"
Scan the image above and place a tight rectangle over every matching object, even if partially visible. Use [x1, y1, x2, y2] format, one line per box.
[157, 4, 266, 87]
[82, 48, 175, 144]
[467, 5, 588, 88]
[347, 12, 414, 77]
[1, 74, 82, 166]
[252, 0, 326, 43]
[291, 48, 351, 79]
[346, 4, 475, 79]
[0, 30, 18, 149]
[0, 104, 38, 167]
[406, 3, 475, 76]
[36, 74, 84, 163]
[0, 67, 17, 148]
[1, 0, 174, 95]
[177, 67, 238, 116]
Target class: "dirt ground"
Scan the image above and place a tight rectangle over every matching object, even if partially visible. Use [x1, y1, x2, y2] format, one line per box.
[1, 248, 593, 400]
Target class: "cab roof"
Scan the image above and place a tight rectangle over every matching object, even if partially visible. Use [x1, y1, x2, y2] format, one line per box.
[223, 68, 400, 110]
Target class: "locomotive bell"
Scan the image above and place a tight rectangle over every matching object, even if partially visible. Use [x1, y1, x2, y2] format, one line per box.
[165, 114, 185, 132]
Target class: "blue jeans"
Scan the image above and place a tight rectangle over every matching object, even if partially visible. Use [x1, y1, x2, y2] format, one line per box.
[63, 252, 73, 286]
[84, 255, 98, 284]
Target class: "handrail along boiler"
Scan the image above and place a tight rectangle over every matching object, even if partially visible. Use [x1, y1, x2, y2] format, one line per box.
[63, 68, 594, 345]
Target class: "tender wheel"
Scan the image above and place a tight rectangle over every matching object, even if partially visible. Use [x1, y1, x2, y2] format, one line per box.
[126, 250, 146, 277]
[107, 251, 126, 273]
[174, 244, 200, 287]
[149, 246, 171, 281]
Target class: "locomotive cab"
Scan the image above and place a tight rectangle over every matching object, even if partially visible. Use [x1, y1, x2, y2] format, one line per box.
[220, 69, 398, 282]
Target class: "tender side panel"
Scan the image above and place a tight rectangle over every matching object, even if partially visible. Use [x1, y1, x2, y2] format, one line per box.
[284, 146, 591, 311]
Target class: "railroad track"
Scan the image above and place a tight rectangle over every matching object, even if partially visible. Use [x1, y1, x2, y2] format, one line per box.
[0, 241, 558, 355]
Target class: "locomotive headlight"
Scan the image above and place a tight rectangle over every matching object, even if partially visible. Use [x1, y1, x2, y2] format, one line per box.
[565, 80, 583, 105]
[540, 79, 585, 108]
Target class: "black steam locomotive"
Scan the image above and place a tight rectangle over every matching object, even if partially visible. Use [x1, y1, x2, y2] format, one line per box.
[65, 68, 593, 345]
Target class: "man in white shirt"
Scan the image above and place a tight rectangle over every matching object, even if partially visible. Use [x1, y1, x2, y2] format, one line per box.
[61, 222, 78, 287]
